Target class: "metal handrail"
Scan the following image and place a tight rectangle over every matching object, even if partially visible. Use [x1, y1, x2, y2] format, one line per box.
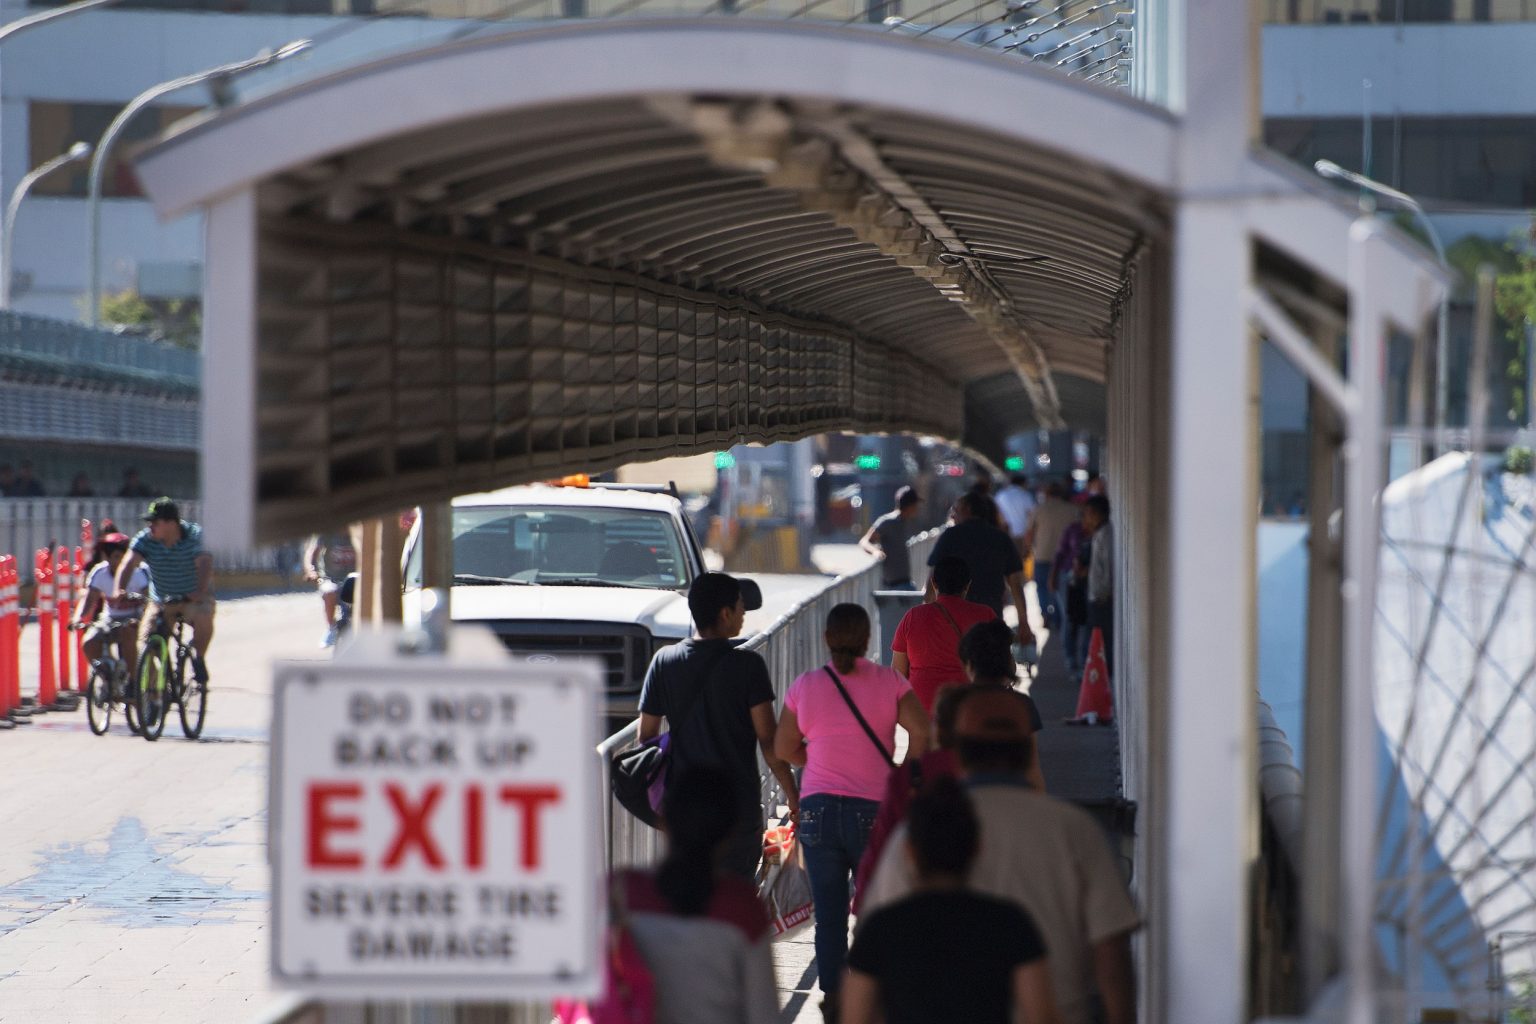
[0, 496, 277, 575]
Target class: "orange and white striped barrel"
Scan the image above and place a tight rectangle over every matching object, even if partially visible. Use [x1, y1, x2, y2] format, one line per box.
[54, 547, 73, 694]
[0, 556, 17, 716]
[35, 550, 55, 707]
[74, 546, 88, 689]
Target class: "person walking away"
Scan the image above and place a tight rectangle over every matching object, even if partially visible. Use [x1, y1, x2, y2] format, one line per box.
[303, 532, 358, 647]
[859, 485, 923, 589]
[115, 498, 216, 670]
[617, 768, 779, 1024]
[853, 619, 1045, 911]
[73, 532, 147, 683]
[775, 603, 929, 1024]
[889, 556, 995, 713]
[1024, 481, 1076, 632]
[1050, 509, 1090, 679]
[12, 460, 44, 496]
[118, 468, 153, 498]
[638, 572, 798, 880]
[842, 776, 1061, 1024]
[994, 473, 1036, 562]
[1083, 494, 1114, 676]
[862, 688, 1139, 1024]
[927, 492, 1033, 650]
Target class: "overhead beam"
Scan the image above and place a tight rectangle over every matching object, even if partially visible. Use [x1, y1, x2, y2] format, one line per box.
[673, 98, 1068, 430]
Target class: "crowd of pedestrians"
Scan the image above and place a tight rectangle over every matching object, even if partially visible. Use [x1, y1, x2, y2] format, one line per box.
[612, 468, 1132, 1024]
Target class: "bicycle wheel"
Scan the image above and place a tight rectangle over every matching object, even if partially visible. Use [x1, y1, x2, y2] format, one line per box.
[123, 672, 141, 734]
[137, 637, 168, 742]
[177, 650, 207, 740]
[85, 662, 112, 736]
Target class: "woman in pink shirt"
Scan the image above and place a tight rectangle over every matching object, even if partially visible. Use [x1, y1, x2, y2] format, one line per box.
[891, 556, 998, 712]
[776, 603, 930, 1024]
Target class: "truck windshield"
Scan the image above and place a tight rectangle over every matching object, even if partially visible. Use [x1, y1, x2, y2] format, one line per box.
[446, 506, 690, 589]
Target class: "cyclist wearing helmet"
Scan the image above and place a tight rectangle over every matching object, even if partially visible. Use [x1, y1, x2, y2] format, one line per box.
[74, 532, 148, 679]
[114, 498, 216, 669]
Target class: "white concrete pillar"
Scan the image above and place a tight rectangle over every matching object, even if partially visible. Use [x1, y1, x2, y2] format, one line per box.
[1153, 0, 1263, 1018]
[200, 188, 258, 551]
[1158, 199, 1258, 1024]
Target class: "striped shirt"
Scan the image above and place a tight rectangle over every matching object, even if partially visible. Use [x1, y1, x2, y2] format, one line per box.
[131, 521, 205, 602]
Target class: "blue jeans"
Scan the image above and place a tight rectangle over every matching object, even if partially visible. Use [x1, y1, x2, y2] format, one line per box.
[798, 793, 879, 995]
[1061, 587, 1086, 675]
[1033, 562, 1058, 630]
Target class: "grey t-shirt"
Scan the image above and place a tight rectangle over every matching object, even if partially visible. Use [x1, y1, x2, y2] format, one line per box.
[872, 511, 914, 584]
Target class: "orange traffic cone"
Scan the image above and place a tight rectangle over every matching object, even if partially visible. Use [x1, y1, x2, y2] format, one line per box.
[1069, 628, 1113, 724]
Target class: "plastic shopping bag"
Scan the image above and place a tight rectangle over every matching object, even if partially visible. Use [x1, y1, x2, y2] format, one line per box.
[759, 826, 814, 940]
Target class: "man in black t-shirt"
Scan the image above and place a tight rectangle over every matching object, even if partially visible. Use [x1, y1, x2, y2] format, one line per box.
[843, 778, 1056, 1024]
[860, 485, 922, 588]
[928, 492, 1034, 648]
[638, 572, 799, 879]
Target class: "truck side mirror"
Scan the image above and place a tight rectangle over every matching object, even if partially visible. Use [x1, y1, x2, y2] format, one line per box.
[738, 578, 763, 611]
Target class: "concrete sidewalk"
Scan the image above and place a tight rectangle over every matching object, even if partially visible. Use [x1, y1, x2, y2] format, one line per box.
[0, 592, 321, 1024]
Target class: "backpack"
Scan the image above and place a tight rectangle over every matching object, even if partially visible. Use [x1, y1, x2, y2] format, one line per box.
[552, 877, 655, 1024]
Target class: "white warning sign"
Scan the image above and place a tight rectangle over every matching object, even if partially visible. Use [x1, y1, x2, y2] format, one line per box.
[269, 656, 602, 1000]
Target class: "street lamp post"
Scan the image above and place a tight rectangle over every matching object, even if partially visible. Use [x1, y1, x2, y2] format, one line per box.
[1314, 159, 1452, 452]
[86, 39, 311, 328]
[2, 142, 93, 310]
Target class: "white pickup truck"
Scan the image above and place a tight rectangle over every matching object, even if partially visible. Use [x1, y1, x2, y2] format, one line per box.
[402, 482, 716, 723]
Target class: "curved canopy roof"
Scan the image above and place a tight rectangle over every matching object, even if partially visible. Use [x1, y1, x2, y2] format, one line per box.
[135, 21, 1180, 537]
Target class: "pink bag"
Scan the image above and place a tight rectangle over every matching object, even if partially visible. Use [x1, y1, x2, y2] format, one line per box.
[553, 878, 655, 1024]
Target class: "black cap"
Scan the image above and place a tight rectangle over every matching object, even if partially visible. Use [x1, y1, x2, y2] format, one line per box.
[143, 497, 179, 522]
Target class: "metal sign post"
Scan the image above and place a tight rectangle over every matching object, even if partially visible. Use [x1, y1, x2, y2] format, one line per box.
[269, 645, 603, 1002]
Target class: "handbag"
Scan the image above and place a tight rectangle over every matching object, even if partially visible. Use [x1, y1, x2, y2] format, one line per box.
[823, 666, 895, 767]
[552, 876, 655, 1024]
[610, 647, 729, 828]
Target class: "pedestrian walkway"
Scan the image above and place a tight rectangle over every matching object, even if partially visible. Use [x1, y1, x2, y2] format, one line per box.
[770, 583, 1129, 1019]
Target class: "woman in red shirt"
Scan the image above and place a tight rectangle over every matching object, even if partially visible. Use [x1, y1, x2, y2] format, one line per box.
[890, 556, 997, 712]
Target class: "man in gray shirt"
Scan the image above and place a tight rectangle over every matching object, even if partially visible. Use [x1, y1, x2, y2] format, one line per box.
[860, 485, 922, 588]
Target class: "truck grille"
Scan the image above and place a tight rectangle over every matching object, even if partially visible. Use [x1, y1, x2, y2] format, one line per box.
[472, 621, 651, 693]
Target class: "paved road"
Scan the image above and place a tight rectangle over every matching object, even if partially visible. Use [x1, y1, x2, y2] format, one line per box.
[0, 555, 873, 1024]
[0, 593, 317, 1024]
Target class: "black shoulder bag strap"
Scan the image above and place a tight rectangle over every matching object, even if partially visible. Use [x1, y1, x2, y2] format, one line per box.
[823, 665, 895, 767]
[933, 600, 964, 640]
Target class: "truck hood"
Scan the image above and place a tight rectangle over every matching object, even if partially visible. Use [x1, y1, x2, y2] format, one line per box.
[445, 584, 695, 638]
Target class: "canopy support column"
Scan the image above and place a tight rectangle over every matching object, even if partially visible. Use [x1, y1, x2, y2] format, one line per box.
[1157, 198, 1257, 1024]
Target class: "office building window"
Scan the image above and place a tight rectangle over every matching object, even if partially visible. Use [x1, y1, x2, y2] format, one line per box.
[29, 101, 201, 199]
[1265, 116, 1536, 208]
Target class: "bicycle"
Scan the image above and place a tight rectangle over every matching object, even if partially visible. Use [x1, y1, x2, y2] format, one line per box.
[73, 620, 142, 736]
[136, 606, 209, 742]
